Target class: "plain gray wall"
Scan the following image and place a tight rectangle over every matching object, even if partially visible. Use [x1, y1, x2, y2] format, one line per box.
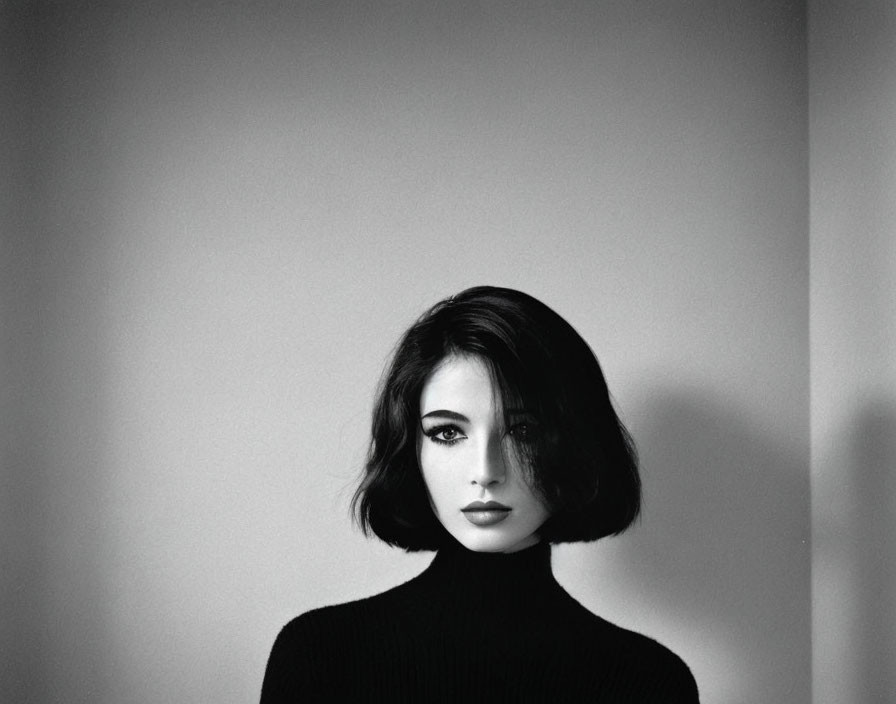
[810, 1, 896, 702]
[3, 2, 814, 703]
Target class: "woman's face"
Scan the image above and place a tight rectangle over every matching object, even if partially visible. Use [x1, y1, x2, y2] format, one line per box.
[417, 354, 551, 553]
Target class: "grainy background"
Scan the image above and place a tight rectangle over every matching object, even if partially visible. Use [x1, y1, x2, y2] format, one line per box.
[811, 2, 896, 703]
[1, 2, 889, 703]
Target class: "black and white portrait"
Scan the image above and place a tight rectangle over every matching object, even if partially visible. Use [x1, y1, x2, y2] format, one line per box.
[3, 2, 893, 703]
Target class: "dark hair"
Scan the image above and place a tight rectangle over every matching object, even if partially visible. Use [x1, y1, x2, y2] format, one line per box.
[352, 285, 640, 551]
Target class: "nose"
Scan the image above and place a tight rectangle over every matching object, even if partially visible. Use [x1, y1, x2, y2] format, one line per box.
[471, 434, 506, 487]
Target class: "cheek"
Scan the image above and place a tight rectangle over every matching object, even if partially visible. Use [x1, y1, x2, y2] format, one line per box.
[534, 497, 553, 524]
[418, 446, 448, 501]
[518, 481, 552, 522]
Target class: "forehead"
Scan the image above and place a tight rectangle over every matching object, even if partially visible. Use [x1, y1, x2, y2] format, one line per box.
[419, 355, 499, 414]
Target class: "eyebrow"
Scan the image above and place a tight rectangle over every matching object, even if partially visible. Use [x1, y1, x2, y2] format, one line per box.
[420, 410, 470, 422]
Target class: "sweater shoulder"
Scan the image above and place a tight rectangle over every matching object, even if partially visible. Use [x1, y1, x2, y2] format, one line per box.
[274, 576, 416, 637]
[260, 582, 415, 702]
[581, 609, 685, 661]
[569, 605, 700, 700]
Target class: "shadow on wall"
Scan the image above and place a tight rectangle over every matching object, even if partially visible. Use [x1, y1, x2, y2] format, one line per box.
[585, 391, 811, 703]
[848, 400, 896, 701]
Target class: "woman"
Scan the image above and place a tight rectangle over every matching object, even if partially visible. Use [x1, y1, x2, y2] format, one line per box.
[261, 286, 699, 702]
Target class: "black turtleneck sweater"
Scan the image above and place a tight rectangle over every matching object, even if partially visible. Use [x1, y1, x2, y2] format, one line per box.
[261, 542, 699, 702]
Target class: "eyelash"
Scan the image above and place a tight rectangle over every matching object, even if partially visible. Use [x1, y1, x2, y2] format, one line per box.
[422, 422, 537, 446]
[423, 424, 466, 446]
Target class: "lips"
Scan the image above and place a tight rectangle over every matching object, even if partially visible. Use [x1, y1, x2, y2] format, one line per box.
[461, 501, 511, 527]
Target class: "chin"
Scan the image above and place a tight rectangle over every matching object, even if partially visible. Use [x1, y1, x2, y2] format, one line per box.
[454, 528, 538, 554]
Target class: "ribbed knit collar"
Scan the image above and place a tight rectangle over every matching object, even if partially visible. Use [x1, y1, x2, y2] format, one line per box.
[417, 539, 559, 614]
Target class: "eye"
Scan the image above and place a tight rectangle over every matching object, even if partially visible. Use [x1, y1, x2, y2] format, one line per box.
[508, 422, 538, 443]
[423, 424, 467, 446]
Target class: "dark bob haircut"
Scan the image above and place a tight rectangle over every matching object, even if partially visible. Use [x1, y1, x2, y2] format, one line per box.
[352, 285, 640, 551]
